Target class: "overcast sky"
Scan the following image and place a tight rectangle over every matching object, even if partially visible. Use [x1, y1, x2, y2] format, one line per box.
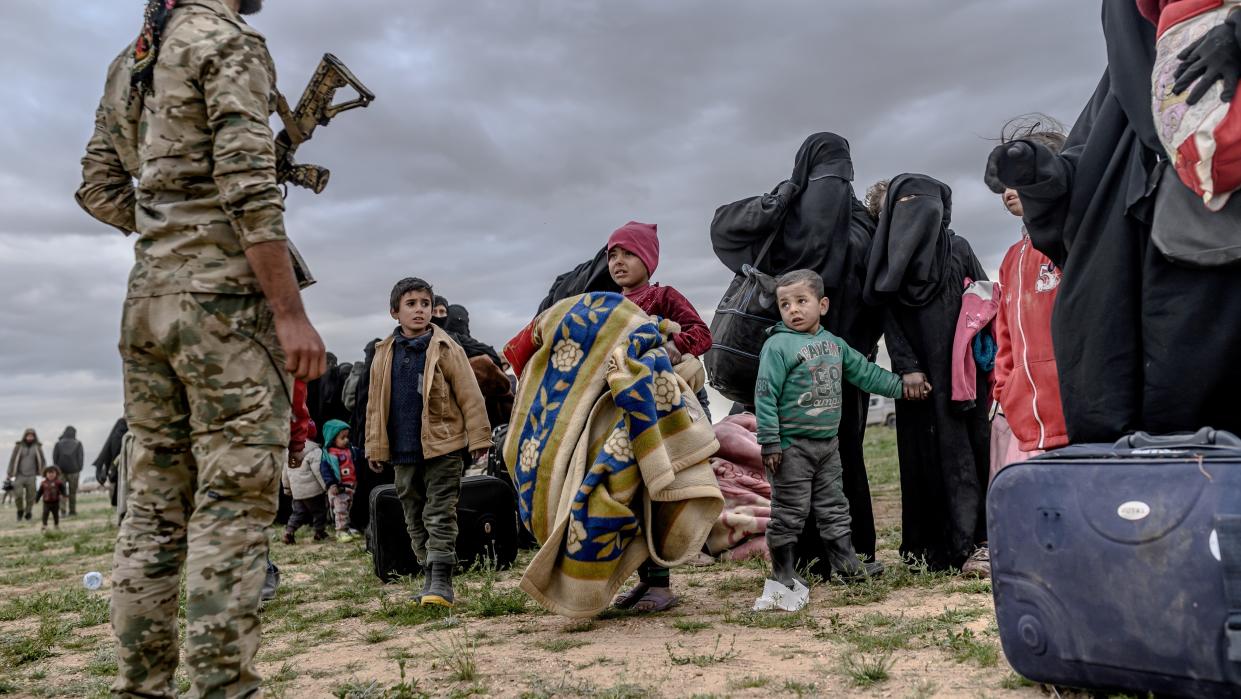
[0, 1, 1107, 473]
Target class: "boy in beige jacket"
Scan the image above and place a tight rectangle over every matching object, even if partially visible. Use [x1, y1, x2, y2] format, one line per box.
[365, 277, 491, 607]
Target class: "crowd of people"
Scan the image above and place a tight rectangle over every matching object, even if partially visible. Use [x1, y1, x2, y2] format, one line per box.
[51, 0, 1241, 694]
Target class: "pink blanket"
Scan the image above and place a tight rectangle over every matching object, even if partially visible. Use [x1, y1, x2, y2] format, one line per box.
[705, 414, 771, 561]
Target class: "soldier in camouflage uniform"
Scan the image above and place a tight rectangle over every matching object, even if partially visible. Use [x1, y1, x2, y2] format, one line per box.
[76, 1, 326, 696]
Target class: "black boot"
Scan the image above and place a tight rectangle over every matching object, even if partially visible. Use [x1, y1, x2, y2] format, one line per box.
[16, 509, 22, 522]
[769, 543, 799, 588]
[411, 563, 433, 604]
[261, 560, 280, 602]
[825, 535, 884, 582]
[421, 561, 455, 608]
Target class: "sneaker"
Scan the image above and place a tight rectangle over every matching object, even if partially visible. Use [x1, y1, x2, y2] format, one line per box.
[336, 531, 357, 543]
[961, 545, 991, 578]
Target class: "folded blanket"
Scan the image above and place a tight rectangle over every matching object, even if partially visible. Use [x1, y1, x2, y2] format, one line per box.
[504, 292, 722, 617]
[706, 414, 772, 561]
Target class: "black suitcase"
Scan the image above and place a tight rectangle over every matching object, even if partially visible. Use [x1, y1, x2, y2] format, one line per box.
[989, 428, 1241, 698]
[367, 474, 519, 583]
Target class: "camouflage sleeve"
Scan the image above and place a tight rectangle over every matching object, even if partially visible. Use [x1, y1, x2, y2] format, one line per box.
[75, 100, 136, 235]
[200, 31, 286, 248]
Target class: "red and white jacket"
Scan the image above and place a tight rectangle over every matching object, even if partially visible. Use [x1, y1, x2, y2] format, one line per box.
[993, 231, 1068, 452]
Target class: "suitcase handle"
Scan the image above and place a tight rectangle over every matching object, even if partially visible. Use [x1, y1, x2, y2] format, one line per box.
[1113, 427, 1241, 450]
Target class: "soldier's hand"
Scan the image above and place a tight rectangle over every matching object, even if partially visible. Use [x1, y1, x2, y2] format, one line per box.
[275, 314, 327, 381]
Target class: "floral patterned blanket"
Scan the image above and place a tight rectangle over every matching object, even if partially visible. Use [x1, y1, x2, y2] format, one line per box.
[504, 292, 722, 617]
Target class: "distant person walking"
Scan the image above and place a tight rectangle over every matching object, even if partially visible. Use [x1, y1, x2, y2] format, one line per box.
[52, 426, 85, 516]
[6, 429, 45, 523]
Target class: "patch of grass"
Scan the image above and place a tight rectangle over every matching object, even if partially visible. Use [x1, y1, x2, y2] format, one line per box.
[596, 684, 651, 699]
[1, 617, 73, 666]
[947, 578, 993, 595]
[713, 572, 764, 593]
[0, 588, 109, 624]
[1000, 672, 1035, 690]
[518, 673, 598, 698]
[939, 627, 999, 667]
[671, 618, 711, 634]
[535, 637, 587, 652]
[362, 627, 395, 645]
[781, 679, 818, 698]
[369, 596, 452, 626]
[427, 631, 478, 682]
[447, 683, 488, 699]
[462, 578, 529, 618]
[840, 651, 893, 687]
[595, 607, 644, 621]
[665, 634, 738, 667]
[909, 679, 939, 698]
[728, 675, 771, 690]
[564, 619, 596, 633]
[725, 609, 817, 630]
[85, 648, 117, 677]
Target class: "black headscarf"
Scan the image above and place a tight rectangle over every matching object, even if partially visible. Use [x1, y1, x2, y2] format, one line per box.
[445, 305, 471, 337]
[772, 132, 860, 288]
[863, 174, 953, 307]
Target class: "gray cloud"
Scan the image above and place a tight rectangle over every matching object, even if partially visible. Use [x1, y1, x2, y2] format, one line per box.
[0, 0, 1108, 455]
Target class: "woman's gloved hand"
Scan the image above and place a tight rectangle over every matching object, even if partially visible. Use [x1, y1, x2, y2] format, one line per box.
[984, 141, 1037, 194]
[1173, 17, 1241, 105]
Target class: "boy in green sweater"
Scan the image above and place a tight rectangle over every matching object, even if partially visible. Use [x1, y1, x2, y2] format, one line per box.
[756, 270, 914, 591]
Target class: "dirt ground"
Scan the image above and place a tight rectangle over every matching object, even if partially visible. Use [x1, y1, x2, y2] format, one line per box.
[0, 428, 1074, 698]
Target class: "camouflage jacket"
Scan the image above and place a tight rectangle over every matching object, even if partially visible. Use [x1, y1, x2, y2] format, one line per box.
[77, 0, 294, 298]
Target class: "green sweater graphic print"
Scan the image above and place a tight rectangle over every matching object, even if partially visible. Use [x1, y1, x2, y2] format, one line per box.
[755, 323, 903, 450]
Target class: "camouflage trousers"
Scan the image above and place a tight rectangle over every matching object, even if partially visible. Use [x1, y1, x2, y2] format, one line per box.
[112, 293, 290, 699]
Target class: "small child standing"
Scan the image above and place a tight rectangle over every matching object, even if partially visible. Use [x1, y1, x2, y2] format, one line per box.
[282, 437, 328, 544]
[320, 420, 358, 542]
[364, 277, 492, 608]
[756, 270, 909, 601]
[606, 221, 714, 613]
[37, 465, 67, 532]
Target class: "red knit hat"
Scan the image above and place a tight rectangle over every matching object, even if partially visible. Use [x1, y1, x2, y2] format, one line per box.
[607, 221, 659, 277]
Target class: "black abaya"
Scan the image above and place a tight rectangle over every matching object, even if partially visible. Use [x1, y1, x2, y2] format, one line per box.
[997, 0, 1241, 440]
[864, 175, 991, 571]
[711, 132, 885, 559]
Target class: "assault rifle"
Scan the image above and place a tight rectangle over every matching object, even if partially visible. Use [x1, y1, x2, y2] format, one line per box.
[275, 53, 375, 194]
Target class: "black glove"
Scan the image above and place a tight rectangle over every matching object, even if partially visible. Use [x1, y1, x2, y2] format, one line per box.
[1173, 18, 1241, 105]
[984, 141, 1037, 194]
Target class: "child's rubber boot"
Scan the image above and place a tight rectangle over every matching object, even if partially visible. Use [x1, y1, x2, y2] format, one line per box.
[421, 562, 455, 608]
[825, 536, 884, 582]
[282, 530, 295, 545]
[411, 564, 432, 604]
[769, 543, 799, 588]
[313, 529, 330, 542]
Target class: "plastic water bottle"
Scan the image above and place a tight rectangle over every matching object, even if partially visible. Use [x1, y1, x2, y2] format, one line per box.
[83, 572, 103, 591]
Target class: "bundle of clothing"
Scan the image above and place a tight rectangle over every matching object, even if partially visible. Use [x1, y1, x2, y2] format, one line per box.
[704, 413, 772, 562]
[504, 292, 722, 618]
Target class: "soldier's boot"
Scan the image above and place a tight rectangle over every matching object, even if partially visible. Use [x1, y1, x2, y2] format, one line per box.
[15, 509, 22, 522]
[282, 529, 295, 545]
[421, 562, 455, 608]
[411, 564, 433, 604]
[825, 536, 884, 582]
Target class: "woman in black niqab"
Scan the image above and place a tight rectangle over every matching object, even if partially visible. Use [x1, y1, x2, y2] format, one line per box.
[711, 132, 887, 561]
[989, 0, 1241, 439]
[864, 174, 991, 572]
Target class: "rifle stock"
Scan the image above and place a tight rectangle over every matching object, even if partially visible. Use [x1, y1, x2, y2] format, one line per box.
[275, 53, 375, 194]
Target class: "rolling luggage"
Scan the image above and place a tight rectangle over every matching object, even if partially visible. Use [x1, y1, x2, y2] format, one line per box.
[989, 428, 1241, 698]
[367, 474, 520, 583]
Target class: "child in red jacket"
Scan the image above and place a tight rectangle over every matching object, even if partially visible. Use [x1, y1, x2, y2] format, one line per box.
[991, 121, 1071, 471]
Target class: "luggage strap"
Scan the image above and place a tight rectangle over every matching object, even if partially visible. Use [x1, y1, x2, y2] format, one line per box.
[1218, 514, 1241, 662]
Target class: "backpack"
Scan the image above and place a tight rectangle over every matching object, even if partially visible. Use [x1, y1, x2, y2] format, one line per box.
[704, 232, 782, 406]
